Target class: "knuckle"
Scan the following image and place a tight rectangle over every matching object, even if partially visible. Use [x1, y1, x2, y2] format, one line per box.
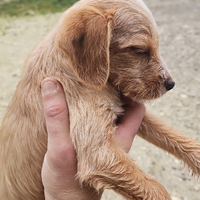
[48, 143, 76, 167]
[45, 104, 65, 118]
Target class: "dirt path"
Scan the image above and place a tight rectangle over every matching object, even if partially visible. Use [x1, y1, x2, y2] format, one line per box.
[0, 0, 200, 199]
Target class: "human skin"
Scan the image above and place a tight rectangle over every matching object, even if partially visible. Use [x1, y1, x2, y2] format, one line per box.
[41, 77, 146, 200]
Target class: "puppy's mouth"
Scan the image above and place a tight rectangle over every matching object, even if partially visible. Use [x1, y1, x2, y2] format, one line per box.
[118, 78, 175, 104]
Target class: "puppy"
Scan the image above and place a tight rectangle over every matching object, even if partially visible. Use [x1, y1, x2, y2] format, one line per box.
[1, 0, 200, 199]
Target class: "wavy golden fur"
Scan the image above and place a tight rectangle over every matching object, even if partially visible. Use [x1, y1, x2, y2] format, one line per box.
[0, 0, 200, 199]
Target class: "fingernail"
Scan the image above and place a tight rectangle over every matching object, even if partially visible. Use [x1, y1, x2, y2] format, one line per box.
[42, 81, 57, 95]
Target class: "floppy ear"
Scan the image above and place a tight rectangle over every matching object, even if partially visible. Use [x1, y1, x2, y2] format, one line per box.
[57, 6, 114, 89]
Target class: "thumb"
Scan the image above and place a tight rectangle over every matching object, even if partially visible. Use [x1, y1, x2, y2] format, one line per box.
[41, 77, 75, 171]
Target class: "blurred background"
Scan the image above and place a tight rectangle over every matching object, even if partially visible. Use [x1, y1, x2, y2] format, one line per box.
[0, 0, 200, 199]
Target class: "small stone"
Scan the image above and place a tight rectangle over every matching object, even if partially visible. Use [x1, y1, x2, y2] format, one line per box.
[171, 196, 181, 200]
[194, 185, 200, 191]
[159, 111, 164, 116]
[181, 173, 187, 181]
[0, 102, 8, 107]
[175, 35, 183, 40]
[172, 166, 177, 170]
[142, 147, 147, 151]
[180, 94, 188, 99]
[174, 159, 180, 164]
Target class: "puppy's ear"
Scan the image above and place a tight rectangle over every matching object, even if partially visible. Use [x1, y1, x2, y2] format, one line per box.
[57, 7, 114, 89]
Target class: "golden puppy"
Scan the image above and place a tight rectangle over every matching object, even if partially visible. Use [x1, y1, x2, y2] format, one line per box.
[1, 0, 200, 199]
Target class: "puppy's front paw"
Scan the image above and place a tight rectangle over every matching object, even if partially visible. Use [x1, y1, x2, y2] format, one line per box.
[129, 177, 171, 200]
[147, 181, 171, 200]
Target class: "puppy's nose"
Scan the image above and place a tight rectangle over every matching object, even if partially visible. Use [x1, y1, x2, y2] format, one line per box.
[164, 80, 175, 91]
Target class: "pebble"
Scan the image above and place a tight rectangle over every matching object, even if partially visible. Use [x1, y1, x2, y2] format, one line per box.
[181, 173, 187, 181]
[194, 185, 200, 191]
[180, 94, 188, 99]
[171, 196, 181, 200]
[172, 166, 177, 170]
[174, 159, 180, 165]
[0, 102, 8, 107]
[12, 74, 18, 77]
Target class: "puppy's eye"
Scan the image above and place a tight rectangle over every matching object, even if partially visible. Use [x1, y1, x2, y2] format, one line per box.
[129, 46, 149, 56]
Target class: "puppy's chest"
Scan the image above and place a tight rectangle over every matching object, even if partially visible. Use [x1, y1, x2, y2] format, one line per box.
[68, 88, 123, 129]
[89, 93, 123, 128]
[95, 98, 123, 118]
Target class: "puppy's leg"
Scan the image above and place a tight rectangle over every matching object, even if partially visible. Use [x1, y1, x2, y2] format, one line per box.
[138, 111, 200, 176]
[70, 124, 171, 200]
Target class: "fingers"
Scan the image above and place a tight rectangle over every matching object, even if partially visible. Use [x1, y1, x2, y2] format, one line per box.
[41, 78, 102, 200]
[41, 78, 145, 170]
[115, 101, 146, 153]
[41, 77, 76, 172]
[42, 77, 70, 139]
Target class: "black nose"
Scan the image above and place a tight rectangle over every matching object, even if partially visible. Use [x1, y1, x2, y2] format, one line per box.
[164, 80, 175, 91]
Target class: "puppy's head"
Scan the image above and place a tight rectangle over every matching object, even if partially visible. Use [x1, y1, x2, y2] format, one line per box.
[109, 0, 175, 101]
[57, 0, 175, 102]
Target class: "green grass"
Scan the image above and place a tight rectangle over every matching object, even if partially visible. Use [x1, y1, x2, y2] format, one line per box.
[0, 0, 78, 17]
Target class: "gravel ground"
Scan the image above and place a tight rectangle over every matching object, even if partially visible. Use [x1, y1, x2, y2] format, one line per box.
[0, 0, 200, 199]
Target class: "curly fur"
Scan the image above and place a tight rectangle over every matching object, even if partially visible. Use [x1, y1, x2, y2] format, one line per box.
[0, 0, 200, 199]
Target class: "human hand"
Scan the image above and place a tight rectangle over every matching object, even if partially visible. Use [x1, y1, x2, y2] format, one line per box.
[41, 77, 145, 200]
[115, 96, 146, 153]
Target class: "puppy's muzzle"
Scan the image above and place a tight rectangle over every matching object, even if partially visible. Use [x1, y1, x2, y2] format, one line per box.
[164, 80, 175, 91]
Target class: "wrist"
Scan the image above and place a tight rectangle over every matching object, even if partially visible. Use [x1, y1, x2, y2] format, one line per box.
[44, 190, 60, 200]
[44, 192, 55, 200]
